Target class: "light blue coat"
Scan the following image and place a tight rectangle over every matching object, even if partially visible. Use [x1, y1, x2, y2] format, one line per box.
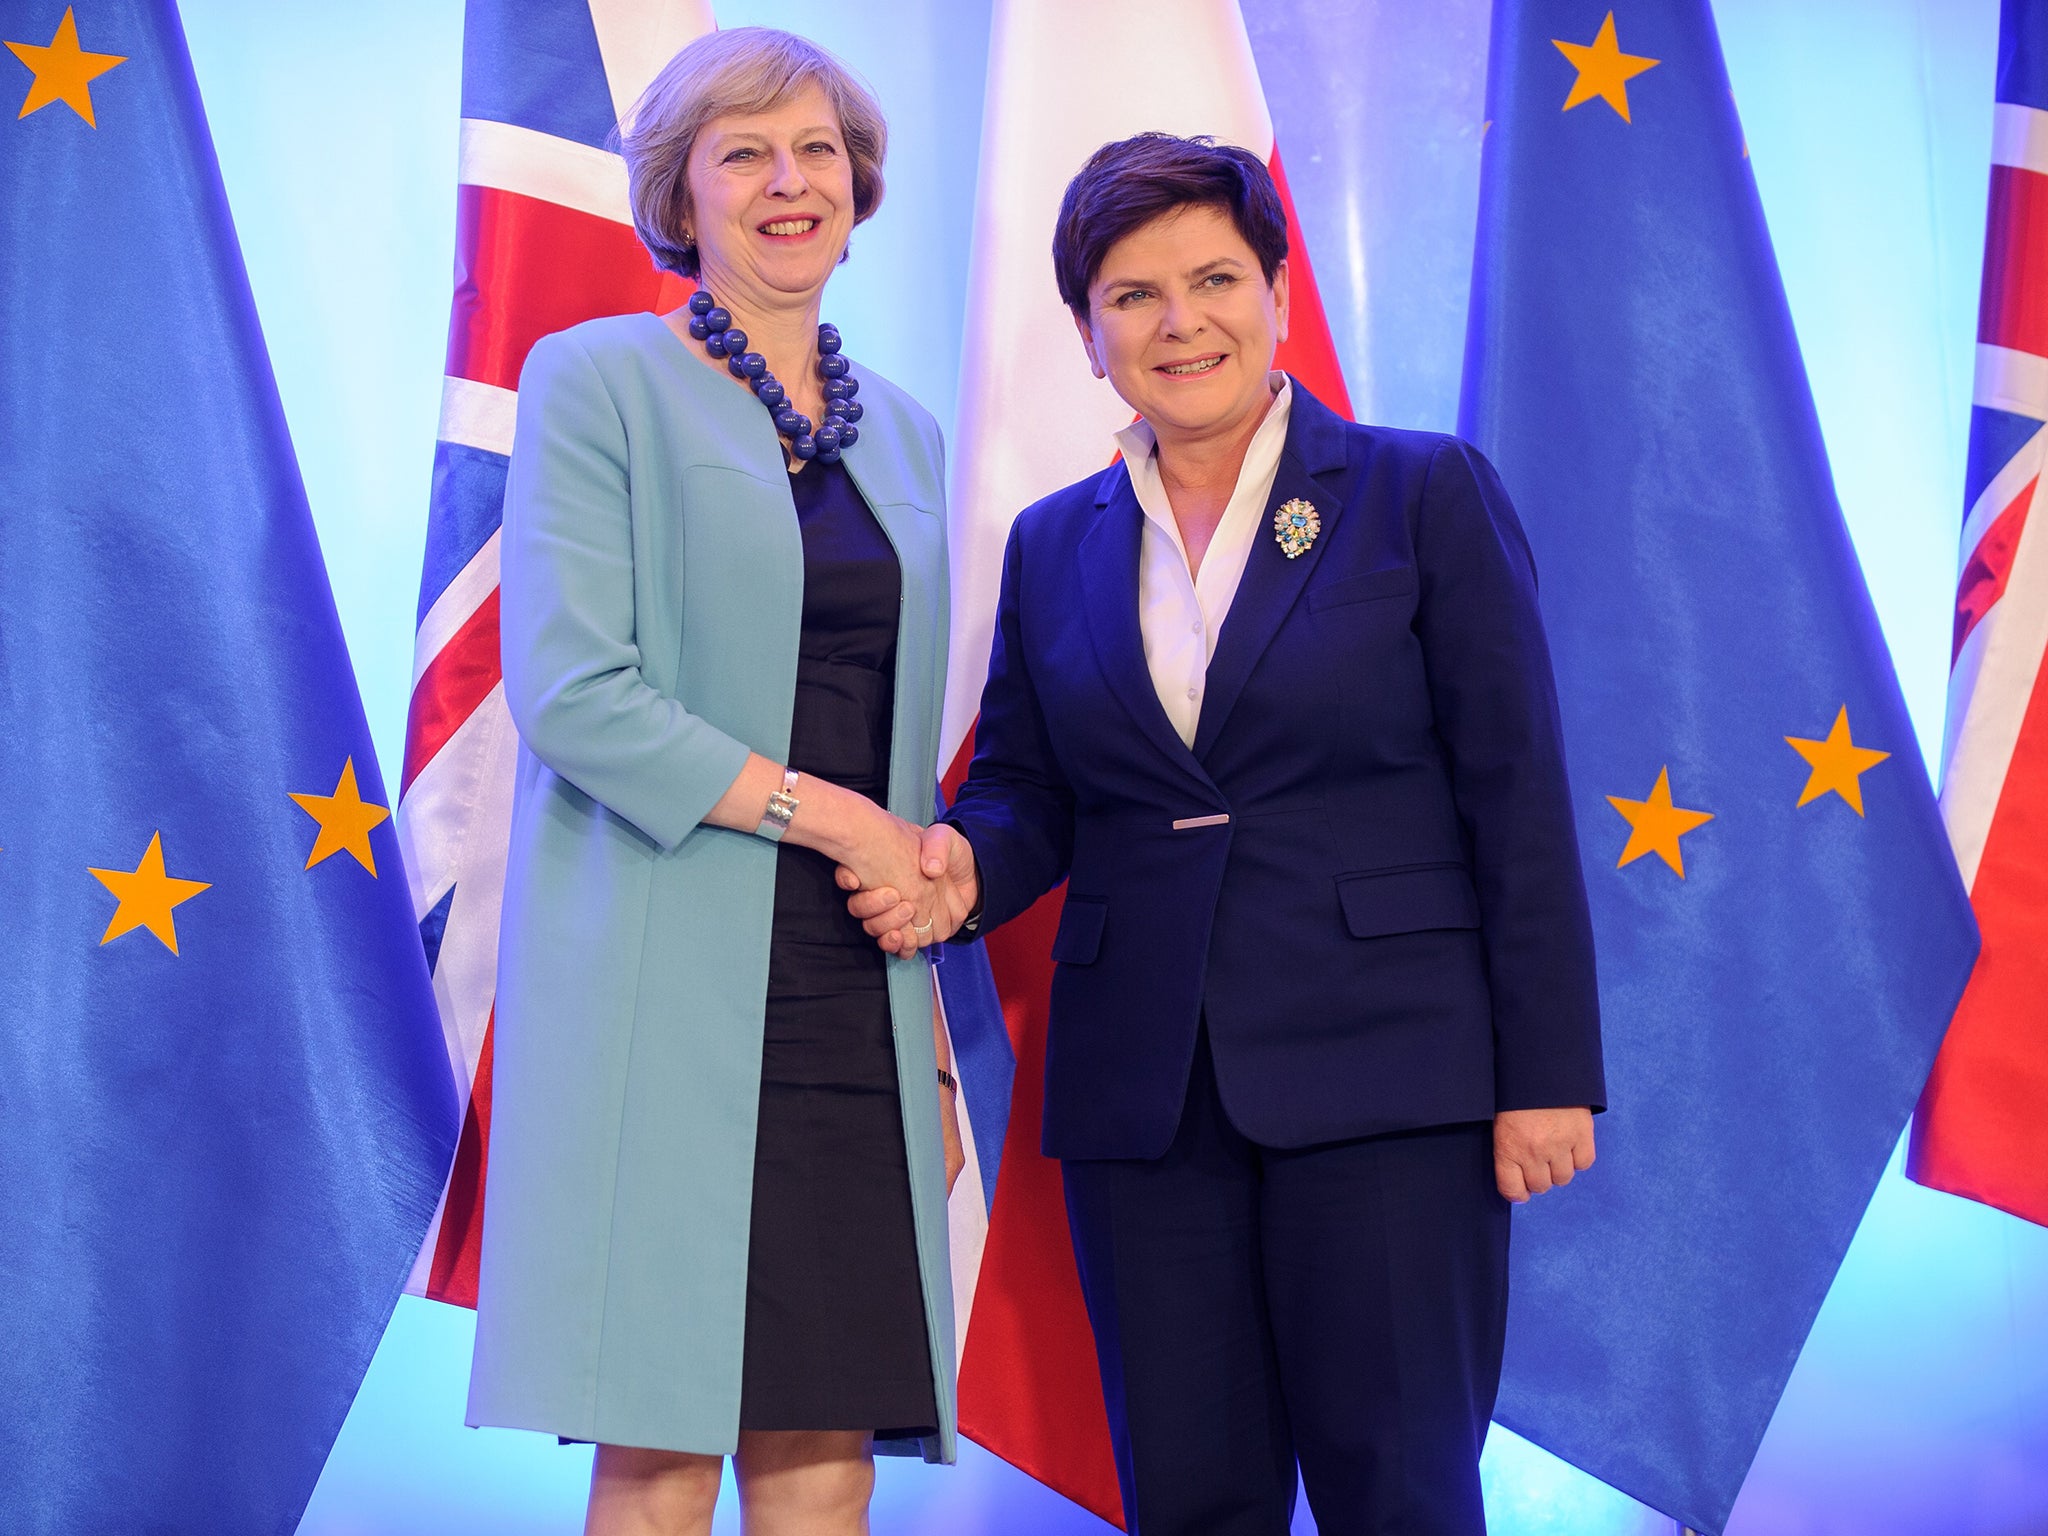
[467, 312, 955, 1462]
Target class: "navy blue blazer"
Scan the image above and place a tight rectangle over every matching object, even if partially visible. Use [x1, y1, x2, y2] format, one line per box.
[946, 381, 1605, 1160]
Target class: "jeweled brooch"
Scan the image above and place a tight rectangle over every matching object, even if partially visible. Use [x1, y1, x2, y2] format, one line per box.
[1273, 497, 1320, 559]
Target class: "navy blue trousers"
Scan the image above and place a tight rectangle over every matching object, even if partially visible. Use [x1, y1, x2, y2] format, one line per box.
[1061, 1028, 1510, 1536]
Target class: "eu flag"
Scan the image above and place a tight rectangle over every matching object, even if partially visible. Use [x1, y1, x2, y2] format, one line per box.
[1460, 3, 1979, 1530]
[0, 5, 459, 1532]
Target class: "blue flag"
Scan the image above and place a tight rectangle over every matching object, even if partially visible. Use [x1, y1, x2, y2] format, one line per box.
[1459, 3, 1978, 1530]
[0, 5, 459, 1532]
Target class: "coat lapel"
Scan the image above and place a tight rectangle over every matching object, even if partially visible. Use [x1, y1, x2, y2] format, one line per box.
[838, 404, 930, 518]
[1078, 468, 1218, 782]
[839, 398, 946, 823]
[1190, 383, 1352, 762]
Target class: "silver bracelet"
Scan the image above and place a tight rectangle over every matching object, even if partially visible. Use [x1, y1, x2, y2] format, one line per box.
[756, 768, 800, 842]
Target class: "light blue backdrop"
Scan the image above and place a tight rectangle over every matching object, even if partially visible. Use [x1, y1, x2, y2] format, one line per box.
[174, 1, 2048, 1531]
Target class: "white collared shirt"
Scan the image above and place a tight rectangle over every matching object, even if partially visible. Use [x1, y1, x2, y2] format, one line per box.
[1114, 373, 1295, 748]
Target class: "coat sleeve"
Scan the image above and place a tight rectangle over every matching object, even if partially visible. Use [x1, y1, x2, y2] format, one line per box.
[1413, 438, 1606, 1112]
[945, 517, 1077, 931]
[498, 334, 752, 851]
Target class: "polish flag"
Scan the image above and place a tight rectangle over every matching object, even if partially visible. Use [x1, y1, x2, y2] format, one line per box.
[941, 2, 1353, 1521]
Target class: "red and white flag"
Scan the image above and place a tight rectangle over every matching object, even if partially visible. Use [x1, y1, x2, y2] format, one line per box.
[941, 1, 1354, 1520]
[399, 0, 713, 1303]
[1909, 0, 2048, 1231]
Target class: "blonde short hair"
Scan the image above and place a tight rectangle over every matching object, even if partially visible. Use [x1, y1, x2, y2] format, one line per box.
[620, 27, 887, 277]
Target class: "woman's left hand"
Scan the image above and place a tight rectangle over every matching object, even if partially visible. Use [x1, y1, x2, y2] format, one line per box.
[939, 1079, 965, 1196]
[1493, 1106, 1596, 1203]
[933, 986, 965, 1195]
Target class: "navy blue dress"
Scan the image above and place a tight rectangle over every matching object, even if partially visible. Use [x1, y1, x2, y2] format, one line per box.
[738, 457, 938, 1436]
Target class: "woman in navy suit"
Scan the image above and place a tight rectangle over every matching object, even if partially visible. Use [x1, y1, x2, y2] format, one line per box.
[850, 134, 1606, 1536]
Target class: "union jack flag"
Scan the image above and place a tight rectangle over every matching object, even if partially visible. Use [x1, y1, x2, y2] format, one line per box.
[398, 0, 711, 1302]
[1909, 0, 2048, 1229]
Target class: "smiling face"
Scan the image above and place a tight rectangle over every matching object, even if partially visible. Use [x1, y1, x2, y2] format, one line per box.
[684, 80, 855, 308]
[1075, 202, 1290, 447]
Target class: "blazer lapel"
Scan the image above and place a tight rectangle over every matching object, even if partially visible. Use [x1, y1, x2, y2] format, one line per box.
[1191, 389, 1350, 761]
[1078, 469, 1218, 781]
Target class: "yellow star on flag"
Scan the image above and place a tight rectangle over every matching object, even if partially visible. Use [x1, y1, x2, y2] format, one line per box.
[1608, 766, 1714, 877]
[290, 757, 391, 874]
[1554, 11, 1659, 123]
[6, 8, 126, 128]
[89, 831, 211, 953]
[1786, 706, 1890, 815]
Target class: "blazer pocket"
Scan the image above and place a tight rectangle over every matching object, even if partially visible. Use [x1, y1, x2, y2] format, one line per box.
[1051, 897, 1107, 965]
[1308, 566, 1417, 611]
[1336, 864, 1480, 939]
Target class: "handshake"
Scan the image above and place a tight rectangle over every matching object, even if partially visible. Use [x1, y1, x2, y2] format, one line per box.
[833, 815, 981, 956]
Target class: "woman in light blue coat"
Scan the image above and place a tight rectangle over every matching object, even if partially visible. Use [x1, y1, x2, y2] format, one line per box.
[466, 29, 964, 1536]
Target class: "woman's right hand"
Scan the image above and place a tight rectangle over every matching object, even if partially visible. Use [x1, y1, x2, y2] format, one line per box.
[709, 757, 949, 942]
[837, 823, 979, 955]
[832, 802, 955, 946]
[833, 800, 922, 892]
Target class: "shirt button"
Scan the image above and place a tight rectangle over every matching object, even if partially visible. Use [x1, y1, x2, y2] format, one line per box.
[1192, 620, 1203, 634]
[1186, 687, 1199, 700]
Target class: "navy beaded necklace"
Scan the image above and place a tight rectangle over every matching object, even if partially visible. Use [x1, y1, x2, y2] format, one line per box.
[687, 289, 863, 465]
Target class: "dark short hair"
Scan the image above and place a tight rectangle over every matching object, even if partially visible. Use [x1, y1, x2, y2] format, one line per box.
[1051, 133, 1288, 314]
